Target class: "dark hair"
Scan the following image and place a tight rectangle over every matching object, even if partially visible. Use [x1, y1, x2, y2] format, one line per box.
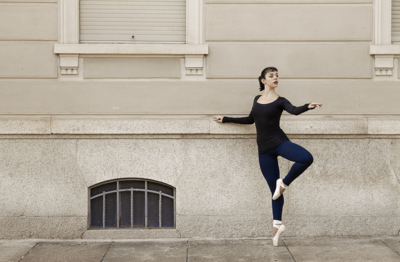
[258, 67, 278, 91]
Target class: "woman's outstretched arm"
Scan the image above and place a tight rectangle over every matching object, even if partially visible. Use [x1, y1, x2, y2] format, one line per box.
[214, 110, 254, 125]
[281, 98, 322, 115]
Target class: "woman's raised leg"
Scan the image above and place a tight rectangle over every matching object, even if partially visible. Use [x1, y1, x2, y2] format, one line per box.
[275, 141, 314, 186]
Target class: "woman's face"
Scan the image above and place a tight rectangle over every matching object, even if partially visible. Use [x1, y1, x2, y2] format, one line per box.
[262, 71, 279, 88]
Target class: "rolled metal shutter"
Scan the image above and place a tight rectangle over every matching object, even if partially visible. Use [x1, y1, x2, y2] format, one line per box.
[393, 0, 400, 42]
[80, 0, 186, 43]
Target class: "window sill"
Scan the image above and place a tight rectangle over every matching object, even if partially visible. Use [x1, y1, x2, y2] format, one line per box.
[54, 43, 209, 55]
[53, 43, 209, 75]
[370, 45, 400, 55]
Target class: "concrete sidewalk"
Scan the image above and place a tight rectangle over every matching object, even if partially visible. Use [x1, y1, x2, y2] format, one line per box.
[1, 236, 399, 262]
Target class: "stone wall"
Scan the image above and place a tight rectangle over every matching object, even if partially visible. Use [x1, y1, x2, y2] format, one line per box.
[0, 117, 399, 239]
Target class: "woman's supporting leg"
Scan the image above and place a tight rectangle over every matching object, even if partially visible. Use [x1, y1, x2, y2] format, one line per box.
[259, 153, 284, 221]
[274, 141, 314, 186]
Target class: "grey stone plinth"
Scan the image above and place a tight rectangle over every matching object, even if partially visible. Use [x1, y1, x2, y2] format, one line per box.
[51, 118, 209, 134]
[0, 217, 86, 239]
[0, 117, 50, 134]
[20, 242, 111, 262]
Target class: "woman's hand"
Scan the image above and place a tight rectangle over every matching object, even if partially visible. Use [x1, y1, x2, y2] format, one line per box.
[213, 116, 224, 123]
[308, 103, 323, 109]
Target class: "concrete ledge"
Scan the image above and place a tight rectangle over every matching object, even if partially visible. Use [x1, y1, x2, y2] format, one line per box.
[0, 217, 86, 239]
[0, 116, 397, 135]
[0, 117, 51, 134]
[82, 229, 181, 239]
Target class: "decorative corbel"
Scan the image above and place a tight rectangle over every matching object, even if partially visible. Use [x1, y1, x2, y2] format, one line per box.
[374, 55, 394, 76]
[185, 55, 204, 75]
[60, 55, 79, 75]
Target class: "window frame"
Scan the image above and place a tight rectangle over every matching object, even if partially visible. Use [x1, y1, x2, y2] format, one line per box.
[88, 178, 176, 229]
[370, 0, 400, 77]
[55, 0, 207, 76]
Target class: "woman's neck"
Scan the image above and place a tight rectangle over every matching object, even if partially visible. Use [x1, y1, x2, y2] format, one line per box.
[262, 88, 278, 98]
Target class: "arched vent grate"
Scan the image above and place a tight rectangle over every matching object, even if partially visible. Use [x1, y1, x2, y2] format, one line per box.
[89, 179, 175, 228]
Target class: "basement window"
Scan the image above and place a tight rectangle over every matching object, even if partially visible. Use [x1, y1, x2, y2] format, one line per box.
[89, 179, 175, 228]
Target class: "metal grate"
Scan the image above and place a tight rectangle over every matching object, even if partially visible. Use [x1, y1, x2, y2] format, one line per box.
[89, 179, 175, 228]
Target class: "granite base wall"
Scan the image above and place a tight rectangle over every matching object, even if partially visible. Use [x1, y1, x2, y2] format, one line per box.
[0, 129, 399, 239]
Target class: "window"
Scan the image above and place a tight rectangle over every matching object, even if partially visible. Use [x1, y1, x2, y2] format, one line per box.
[80, 0, 186, 43]
[89, 179, 175, 228]
[55, 0, 207, 76]
[393, 0, 400, 42]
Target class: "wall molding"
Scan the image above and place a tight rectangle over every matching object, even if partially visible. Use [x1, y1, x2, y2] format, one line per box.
[0, 116, 399, 136]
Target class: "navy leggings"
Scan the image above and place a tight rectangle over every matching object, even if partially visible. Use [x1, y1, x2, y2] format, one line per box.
[258, 141, 314, 221]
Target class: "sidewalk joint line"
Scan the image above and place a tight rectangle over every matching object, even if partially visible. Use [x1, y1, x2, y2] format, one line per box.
[380, 239, 400, 257]
[185, 240, 189, 262]
[100, 241, 113, 262]
[18, 241, 39, 262]
[283, 240, 296, 262]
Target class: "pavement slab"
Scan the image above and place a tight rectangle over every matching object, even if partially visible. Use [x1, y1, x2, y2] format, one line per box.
[381, 236, 400, 256]
[187, 239, 294, 262]
[0, 241, 37, 262]
[102, 240, 187, 262]
[20, 241, 111, 262]
[283, 236, 400, 262]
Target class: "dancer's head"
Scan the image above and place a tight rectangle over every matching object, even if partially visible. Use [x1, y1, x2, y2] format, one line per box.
[258, 67, 279, 91]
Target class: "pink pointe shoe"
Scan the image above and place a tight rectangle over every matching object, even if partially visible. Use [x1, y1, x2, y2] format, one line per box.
[272, 222, 286, 247]
[272, 179, 286, 200]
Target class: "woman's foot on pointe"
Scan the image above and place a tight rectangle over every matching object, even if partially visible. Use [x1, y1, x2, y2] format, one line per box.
[272, 179, 287, 200]
[272, 220, 286, 247]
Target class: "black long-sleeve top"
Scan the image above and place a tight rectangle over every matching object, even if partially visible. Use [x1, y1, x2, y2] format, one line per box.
[223, 95, 311, 155]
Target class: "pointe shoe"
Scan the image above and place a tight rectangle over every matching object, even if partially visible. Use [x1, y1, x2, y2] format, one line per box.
[272, 224, 286, 247]
[272, 179, 286, 200]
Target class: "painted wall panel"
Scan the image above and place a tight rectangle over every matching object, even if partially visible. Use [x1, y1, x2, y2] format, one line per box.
[206, 0, 372, 3]
[0, 0, 57, 2]
[0, 3, 58, 41]
[206, 44, 372, 79]
[1, 79, 399, 115]
[0, 42, 57, 78]
[83, 57, 181, 79]
[206, 5, 372, 41]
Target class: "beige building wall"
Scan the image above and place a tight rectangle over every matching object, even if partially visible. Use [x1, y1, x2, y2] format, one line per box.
[0, 0, 399, 239]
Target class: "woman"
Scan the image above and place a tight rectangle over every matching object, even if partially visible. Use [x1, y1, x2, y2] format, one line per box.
[213, 67, 322, 247]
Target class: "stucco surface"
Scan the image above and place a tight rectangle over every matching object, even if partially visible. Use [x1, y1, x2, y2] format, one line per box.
[2, 80, 400, 114]
[206, 0, 372, 3]
[206, 44, 372, 79]
[0, 3, 58, 41]
[206, 4, 372, 41]
[83, 57, 181, 79]
[0, 42, 57, 78]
